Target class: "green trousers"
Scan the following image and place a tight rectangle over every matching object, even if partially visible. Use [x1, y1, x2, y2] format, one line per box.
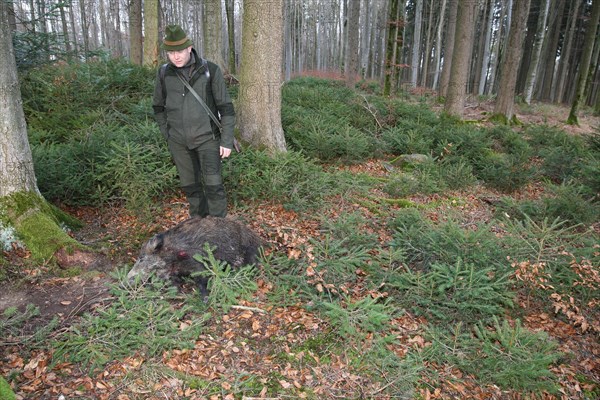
[168, 137, 227, 217]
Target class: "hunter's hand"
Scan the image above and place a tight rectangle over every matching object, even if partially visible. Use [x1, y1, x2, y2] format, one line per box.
[220, 146, 232, 159]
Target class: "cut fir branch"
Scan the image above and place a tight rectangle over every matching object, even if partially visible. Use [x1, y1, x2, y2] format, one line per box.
[192, 243, 258, 312]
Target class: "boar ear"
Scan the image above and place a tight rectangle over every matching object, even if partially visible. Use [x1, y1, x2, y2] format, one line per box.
[147, 234, 165, 252]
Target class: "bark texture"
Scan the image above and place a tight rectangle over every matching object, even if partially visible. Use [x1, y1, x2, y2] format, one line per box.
[129, 0, 143, 65]
[0, 1, 39, 196]
[238, 0, 286, 152]
[494, 0, 532, 121]
[143, 0, 160, 67]
[444, 0, 476, 117]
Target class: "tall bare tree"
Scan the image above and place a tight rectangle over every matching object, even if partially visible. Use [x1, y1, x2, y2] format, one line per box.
[444, 0, 477, 117]
[345, 0, 361, 88]
[523, 0, 550, 104]
[384, 0, 403, 95]
[494, 0, 532, 121]
[0, 0, 79, 261]
[555, 0, 583, 103]
[58, 1, 71, 54]
[431, 0, 447, 90]
[487, 0, 513, 95]
[238, 0, 286, 152]
[203, 0, 226, 70]
[129, 0, 143, 65]
[538, 0, 565, 101]
[410, 0, 423, 87]
[143, 0, 160, 67]
[6, 0, 16, 30]
[78, 0, 89, 56]
[568, 0, 600, 125]
[68, 0, 79, 57]
[5, 0, 600, 109]
[476, 0, 493, 95]
[1, 4, 38, 197]
[225, 0, 237, 74]
[439, 0, 458, 98]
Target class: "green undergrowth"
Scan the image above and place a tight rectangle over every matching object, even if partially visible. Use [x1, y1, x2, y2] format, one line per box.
[9, 62, 599, 398]
[261, 205, 597, 396]
[52, 269, 211, 372]
[424, 318, 561, 394]
[20, 64, 599, 223]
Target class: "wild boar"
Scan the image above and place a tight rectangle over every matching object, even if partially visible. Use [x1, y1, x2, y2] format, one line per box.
[127, 216, 262, 296]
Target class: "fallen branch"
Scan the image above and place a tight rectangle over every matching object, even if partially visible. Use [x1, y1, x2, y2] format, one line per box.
[231, 305, 267, 314]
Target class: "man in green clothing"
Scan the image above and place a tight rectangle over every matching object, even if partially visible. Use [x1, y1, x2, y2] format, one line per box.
[153, 25, 235, 218]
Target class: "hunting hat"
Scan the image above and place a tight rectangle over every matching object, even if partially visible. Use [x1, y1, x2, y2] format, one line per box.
[161, 25, 193, 51]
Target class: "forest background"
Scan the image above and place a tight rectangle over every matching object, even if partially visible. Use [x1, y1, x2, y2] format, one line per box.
[1, 0, 599, 399]
[7, 0, 600, 116]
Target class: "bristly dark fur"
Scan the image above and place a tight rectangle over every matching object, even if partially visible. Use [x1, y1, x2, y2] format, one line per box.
[127, 216, 263, 296]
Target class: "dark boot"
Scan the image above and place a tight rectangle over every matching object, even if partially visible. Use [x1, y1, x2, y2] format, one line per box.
[204, 184, 227, 217]
[182, 185, 209, 217]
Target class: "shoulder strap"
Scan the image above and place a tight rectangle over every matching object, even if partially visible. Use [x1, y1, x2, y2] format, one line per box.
[176, 71, 222, 130]
[160, 59, 211, 99]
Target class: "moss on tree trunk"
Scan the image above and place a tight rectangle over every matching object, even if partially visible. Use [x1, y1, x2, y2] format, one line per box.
[0, 375, 16, 400]
[0, 191, 83, 262]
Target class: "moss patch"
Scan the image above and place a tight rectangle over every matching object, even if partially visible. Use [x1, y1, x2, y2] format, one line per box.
[1, 191, 82, 229]
[0, 191, 84, 262]
[0, 376, 16, 400]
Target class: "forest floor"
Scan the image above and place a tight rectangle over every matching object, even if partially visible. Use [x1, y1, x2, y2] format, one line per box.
[1, 102, 599, 399]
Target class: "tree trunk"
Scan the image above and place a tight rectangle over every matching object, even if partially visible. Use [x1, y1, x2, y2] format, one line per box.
[0, 20, 38, 196]
[226, 0, 237, 74]
[203, 0, 226, 70]
[476, 0, 493, 95]
[439, 0, 458, 98]
[471, 2, 484, 95]
[78, 0, 89, 56]
[143, 0, 160, 67]
[129, 0, 143, 65]
[99, 0, 109, 48]
[238, 0, 286, 152]
[494, 0, 532, 121]
[432, 0, 447, 90]
[111, 0, 123, 57]
[488, 0, 513, 95]
[444, 0, 477, 117]
[68, 0, 79, 57]
[421, 0, 435, 87]
[586, 22, 600, 107]
[567, 0, 600, 125]
[58, 2, 71, 54]
[384, 0, 402, 95]
[539, 0, 565, 101]
[345, 0, 361, 88]
[0, 0, 81, 262]
[36, 0, 49, 60]
[555, 0, 582, 103]
[410, 0, 423, 87]
[6, 0, 16, 30]
[360, 0, 371, 78]
[516, 0, 538, 93]
[523, 0, 550, 104]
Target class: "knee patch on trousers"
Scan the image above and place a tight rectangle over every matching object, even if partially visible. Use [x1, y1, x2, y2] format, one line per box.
[204, 173, 222, 186]
[204, 184, 225, 197]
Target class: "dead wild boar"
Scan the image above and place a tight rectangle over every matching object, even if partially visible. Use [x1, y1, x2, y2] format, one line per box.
[127, 216, 262, 296]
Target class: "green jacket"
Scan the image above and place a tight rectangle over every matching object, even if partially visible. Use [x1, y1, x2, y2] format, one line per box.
[152, 49, 235, 149]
